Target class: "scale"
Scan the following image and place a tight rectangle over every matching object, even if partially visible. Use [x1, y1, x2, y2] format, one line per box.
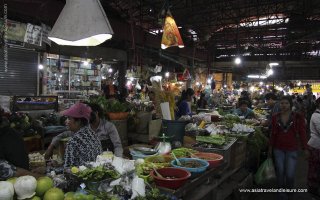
[154, 133, 172, 155]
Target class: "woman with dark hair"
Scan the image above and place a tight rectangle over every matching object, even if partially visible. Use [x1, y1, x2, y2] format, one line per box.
[307, 97, 320, 196]
[62, 103, 102, 167]
[175, 88, 195, 118]
[86, 103, 123, 157]
[269, 95, 308, 200]
[197, 92, 208, 109]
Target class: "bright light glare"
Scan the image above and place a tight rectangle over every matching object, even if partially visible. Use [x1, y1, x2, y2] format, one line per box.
[260, 75, 267, 79]
[234, 57, 241, 65]
[38, 64, 44, 70]
[196, 82, 200, 86]
[207, 79, 212, 84]
[108, 68, 113, 73]
[49, 34, 112, 46]
[239, 16, 289, 27]
[267, 69, 274, 76]
[83, 61, 89, 66]
[165, 72, 170, 78]
[250, 86, 255, 92]
[269, 62, 279, 67]
[259, 82, 263, 86]
[247, 75, 260, 78]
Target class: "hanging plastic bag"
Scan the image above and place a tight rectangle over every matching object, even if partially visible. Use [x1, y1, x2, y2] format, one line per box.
[254, 158, 276, 185]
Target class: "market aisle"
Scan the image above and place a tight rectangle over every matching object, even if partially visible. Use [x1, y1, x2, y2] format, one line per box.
[253, 151, 315, 200]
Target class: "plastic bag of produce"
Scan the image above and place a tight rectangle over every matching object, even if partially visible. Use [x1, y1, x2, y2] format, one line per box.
[112, 156, 135, 175]
[254, 158, 276, 185]
[130, 176, 145, 199]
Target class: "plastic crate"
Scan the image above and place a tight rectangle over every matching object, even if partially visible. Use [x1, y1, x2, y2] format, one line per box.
[192, 137, 237, 169]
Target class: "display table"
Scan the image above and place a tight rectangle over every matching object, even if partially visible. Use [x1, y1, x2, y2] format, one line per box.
[159, 162, 250, 200]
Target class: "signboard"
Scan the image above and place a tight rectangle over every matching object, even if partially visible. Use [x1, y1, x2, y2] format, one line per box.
[24, 23, 42, 46]
[41, 23, 51, 46]
[0, 19, 26, 45]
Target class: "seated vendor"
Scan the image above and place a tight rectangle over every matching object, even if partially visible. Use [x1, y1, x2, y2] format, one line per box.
[45, 103, 123, 160]
[61, 103, 102, 168]
[175, 88, 195, 118]
[233, 100, 256, 119]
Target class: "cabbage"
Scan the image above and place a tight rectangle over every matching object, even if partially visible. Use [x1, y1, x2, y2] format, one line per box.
[0, 181, 14, 200]
[14, 175, 37, 200]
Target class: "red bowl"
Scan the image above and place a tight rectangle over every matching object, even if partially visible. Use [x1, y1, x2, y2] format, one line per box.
[193, 152, 223, 168]
[150, 167, 191, 189]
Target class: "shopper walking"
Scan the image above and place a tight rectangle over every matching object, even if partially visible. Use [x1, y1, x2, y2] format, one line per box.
[307, 97, 320, 197]
[269, 96, 308, 200]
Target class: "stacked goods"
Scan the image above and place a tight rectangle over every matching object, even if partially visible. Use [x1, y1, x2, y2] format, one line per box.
[29, 152, 45, 169]
[159, 91, 176, 120]
[151, 80, 176, 120]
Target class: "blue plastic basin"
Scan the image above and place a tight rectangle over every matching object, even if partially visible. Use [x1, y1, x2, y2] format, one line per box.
[171, 158, 209, 176]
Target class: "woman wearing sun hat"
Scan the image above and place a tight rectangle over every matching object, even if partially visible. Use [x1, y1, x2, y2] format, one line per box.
[62, 103, 102, 168]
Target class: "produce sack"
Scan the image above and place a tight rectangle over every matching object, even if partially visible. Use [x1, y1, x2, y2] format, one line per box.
[254, 158, 276, 185]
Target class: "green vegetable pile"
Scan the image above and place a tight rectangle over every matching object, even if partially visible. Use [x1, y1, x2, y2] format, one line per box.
[223, 114, 241, 123]
[136, 162, 167, 177]
[75, 165, 120, 181]
[196, 135, 227, 146]
[247, 127, 269, 157]
[171, 148, 198, 158]
[134, 188, 169, 200]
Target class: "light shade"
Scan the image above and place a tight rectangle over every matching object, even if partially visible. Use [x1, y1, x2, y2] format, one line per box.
[48, 0, 113, 46]
[161, 14, 184, 49]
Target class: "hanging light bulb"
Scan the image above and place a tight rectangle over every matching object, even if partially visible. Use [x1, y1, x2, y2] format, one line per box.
[161, 10, 184, 49]
[234, 57, 241, 65]
[165, 72, 169, 78]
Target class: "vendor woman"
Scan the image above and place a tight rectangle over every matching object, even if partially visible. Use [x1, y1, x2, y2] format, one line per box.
[61, 103, 102, 168]
[233, 100, 256, 119]
[175, 88, 195, 118]
[45, 103, 123, 159]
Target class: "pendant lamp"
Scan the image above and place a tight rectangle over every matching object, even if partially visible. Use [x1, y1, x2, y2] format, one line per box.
[48, 0, 113, 46]
[161, 11, 184, 49]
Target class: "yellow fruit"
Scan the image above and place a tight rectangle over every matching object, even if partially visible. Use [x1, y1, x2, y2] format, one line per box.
[71, 167, 79, 174]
